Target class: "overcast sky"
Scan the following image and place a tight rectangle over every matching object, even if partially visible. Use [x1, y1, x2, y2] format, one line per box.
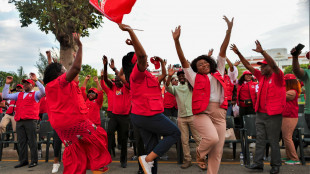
[0, 0, 309, 76]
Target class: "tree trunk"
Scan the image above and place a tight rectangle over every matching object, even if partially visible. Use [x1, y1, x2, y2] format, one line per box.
[59, 46, 75, 70]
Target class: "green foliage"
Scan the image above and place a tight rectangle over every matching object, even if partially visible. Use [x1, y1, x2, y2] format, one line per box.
[284, 64, 310, 75]
[0, 66, 28, 90]
[224, 64, 246, 79]
[79, 64, 98, 91]
[12, 0, 104, 48]
[35, 52, 48, 79]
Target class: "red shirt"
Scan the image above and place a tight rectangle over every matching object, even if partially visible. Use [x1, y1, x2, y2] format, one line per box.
[239, 82, 251, 107]
[81, 87, 104, 126]
[39, 96, 48, 114]
[164, 90, 177, 109]
[112, 84, 131, 115]
[282, 90, 298, 118]
[130, 64, 164, 116]
[46, 73, 88, 130]
[100, 80, 114, 112]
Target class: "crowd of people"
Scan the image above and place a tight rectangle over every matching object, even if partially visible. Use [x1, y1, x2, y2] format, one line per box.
[0, 15, 309, 174]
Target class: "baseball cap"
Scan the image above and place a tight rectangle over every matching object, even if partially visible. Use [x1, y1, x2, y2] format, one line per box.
[150, 57, 161, 69]
[16, 84, 24, 89]
[22, 79, 35, 86]
[284, 74, 296, 80]
[88, 88, 98, 94]
[242, 70, 252, 76]
[257, 59, 268, 65]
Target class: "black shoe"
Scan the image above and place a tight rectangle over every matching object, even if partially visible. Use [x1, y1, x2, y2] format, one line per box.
[137, 169, 144, 174]
[14, 161, 29, 168]
[28, 162, 38, 168]
[121, 162, 127, 168]
[245, 164, 264, 170]
[270, 166, 280, 174]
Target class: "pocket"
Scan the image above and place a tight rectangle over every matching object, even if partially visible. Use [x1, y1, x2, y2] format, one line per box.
[146, 76, 158, 88]
[148, 97, 163, 111]
[79, 104, 89, 114]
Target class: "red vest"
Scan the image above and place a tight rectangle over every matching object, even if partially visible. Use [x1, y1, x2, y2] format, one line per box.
[192, 71, 228, 115]
[164, 91, 177, 109]
[130, 66, 164, 116]
[14, 92, 40, 121]
[237, 81, 257, 109]
[255, 73, 286, 115]
[224, 75, 234, 101]
[46, 75, 88, 130]
[282, 90, 298, 118]
[39, 96, 48, 114]
[6, 100, 16, 115]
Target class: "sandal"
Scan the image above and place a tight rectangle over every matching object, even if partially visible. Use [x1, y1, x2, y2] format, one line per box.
[197, 162, 208, 170]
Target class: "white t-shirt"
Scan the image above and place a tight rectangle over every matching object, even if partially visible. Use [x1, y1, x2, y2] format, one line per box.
[184, 55, 226, 104]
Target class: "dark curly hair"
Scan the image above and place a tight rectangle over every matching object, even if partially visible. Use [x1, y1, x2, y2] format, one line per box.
[190, 55, 217, 74]
[122, 52, 135, 83]
[43, 63, 64, 84]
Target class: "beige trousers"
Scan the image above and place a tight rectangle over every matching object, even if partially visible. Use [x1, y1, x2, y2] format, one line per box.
[193, 102, 226, 174]
[177, 115, 201, 162]
[281, 117, 299, 161]
[0, 114, 17, 141]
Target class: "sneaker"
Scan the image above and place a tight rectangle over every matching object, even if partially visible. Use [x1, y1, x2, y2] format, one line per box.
[180, 161, 192, 169]
[138, 155, 154, 174]
[52, 163, 60, 173]
[285, 160, 301, 165]
[281, 158, 289, 162]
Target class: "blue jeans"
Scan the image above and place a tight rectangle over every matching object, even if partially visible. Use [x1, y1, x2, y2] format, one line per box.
[130, 113, 181, 174]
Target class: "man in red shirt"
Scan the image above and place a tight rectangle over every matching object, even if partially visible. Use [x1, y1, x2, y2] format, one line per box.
[103, 56, 131, 168]
[231, 41, 286, 174]
[81, 75, 104, 127]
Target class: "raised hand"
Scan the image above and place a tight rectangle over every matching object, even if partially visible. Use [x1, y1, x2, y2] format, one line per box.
[234, 60, 241, 66]
[230, 44, 240, 54]
[109, 58, 115, 70]
[93, 76, 98, 82]
[85, 75, 91, 81]
[125, 39, 133, 45]
[290, 48, 301, 57]
[252, 40, 264, 53]
[6, 76, 13, 84]
[168, 64, 176, 76]
[29, 73, 38, 82]
[118, 23, 132, 32]
[208, 49, 214, 57]
[223, 15, 234, 30]
[172, 25, 181, 41]
[73, 33, 82, 47]
[102, 55, 108, 65]
[46, 51, 52, 64]
[101, 69, 104, 76]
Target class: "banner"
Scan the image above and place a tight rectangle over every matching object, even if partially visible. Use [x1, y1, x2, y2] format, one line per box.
[89, 0, 137, 23]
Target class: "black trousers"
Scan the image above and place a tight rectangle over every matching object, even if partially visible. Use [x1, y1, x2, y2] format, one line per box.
[107, 114, 130, 163]
[53, 130, 62, 158]
[16, 119, 38, 163]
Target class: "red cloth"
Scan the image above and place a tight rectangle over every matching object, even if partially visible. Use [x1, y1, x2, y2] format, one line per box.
[81, 87, 104, 127]
[282, 90, 298, 118]
[164, 91, 177, 109]
[130, 64, 164, 116]
[237, 81, 257, 108]
[89, 0, 137, 23]
[46, 73, 111, 173]
[112, 84, 131, 115]
[6, 100, 16, 115]
[254, 69, 286, 115]
[192, 71, 228, 115]
[0, 101, 4, 113]
[39, 96, 48, 114]
[224, 75, 234, 101]
[46, 73, 88, 129]
[100, 80, 114, 112]
[14, 92, 40, 121]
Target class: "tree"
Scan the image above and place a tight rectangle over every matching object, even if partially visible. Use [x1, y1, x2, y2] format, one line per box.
[35, 48, 59, 79]
[79, 64, 98, 90]
[284, 64, 310, 75]
[11, 0, 104, 69]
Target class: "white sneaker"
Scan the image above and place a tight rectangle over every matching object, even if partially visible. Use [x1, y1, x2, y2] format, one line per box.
[138, 155, 154, 174]
[52, 163, 60, 173]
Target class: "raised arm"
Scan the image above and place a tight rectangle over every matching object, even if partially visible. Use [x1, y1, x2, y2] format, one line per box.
[226, 57, 234, 72]
[66, 33, 83, 82]
[2, 76, 19, 101]
[102, 55, 113, 89]
[230, 44, 255, 74]
[252, 40, 280, 74]
[119, 24, 147, 72]
[157, 57, 167, 83]
[82, 75, 90, 88]
[93, 76, 102, 91]
[30, 73, 45, 101]
[219, 16, 234, 58]
[291, 47, 305, 79]
[172, 26, 189, 68]
[166, 64, 176, 87]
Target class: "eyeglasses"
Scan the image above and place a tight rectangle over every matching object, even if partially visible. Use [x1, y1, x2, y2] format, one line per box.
[88, 91, 96, 94]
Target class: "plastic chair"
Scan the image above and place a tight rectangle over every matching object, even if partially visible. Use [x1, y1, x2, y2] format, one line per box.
[0, 127, 19, 161]
[37, 120, 54, 162]
[42, 113, 48, 121]
[295, 113, 310, 165]
[225, 116, 244, 159]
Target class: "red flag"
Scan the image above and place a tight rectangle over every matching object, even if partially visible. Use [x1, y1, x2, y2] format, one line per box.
[89, 0, 137, 23]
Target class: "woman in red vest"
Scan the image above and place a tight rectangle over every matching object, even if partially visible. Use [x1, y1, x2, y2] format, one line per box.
[43, 34, 111, 174]
[281, 74, 301, 165]
[236, 70, 257, 126]
[172, 16, 234, 174]
[119, 24, 180, 174]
